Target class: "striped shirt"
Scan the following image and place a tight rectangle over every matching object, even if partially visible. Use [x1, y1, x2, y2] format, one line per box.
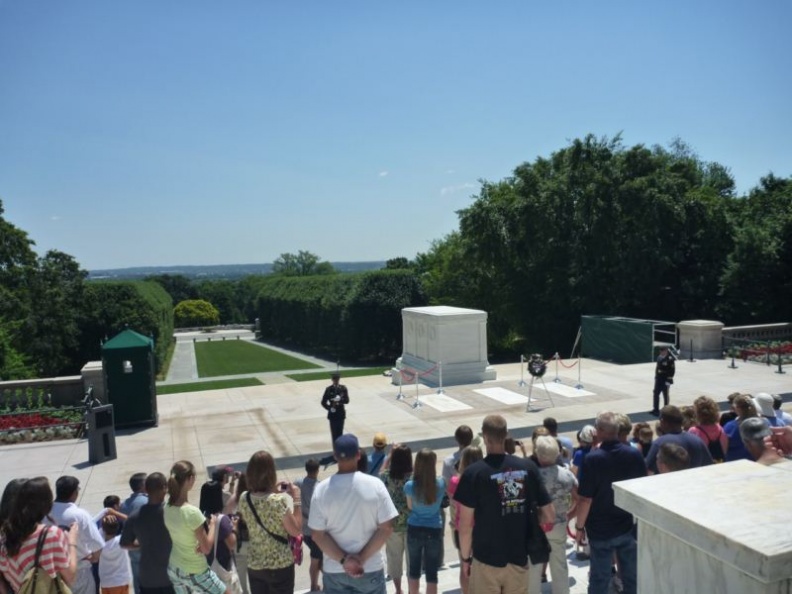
[0, 525, 70, 592]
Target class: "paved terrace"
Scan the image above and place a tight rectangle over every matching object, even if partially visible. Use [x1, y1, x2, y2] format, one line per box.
[1, 355, 790, 593]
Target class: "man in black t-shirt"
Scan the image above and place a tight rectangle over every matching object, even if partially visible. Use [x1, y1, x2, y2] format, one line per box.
[650, 347, 675, 415]
[454, 414, 554, 594]
[120, 473, 175, 594]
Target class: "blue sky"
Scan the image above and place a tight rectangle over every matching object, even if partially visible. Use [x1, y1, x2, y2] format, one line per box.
[1, 1, 790, 270]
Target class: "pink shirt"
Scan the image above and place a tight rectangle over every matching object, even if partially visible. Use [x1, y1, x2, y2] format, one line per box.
[0, 525, 70, 592]
[689, 424, 728, 456]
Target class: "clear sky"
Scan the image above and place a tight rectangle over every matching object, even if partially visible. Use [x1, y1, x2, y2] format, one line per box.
[1, 1, 790, 270]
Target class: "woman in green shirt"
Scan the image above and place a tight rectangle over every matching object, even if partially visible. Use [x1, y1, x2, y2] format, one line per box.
[164, 460, 228, 594]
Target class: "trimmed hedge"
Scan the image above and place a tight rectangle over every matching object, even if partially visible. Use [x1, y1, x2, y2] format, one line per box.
[79, 281, 174, 371]
[256, 270, 427, 361]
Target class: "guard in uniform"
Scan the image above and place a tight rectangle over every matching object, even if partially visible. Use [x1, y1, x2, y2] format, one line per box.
[321, 372, 349, 447]
[651, 347, 675, 415]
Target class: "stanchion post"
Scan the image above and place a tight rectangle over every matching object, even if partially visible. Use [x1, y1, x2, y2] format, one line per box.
[776, 357, 786, 375]
[437, 361, 445, 394]
[689, 339, 694, 363]
[728, 345, 738, 369]
[575, 353, 584, 390]
[553, 352, 561, 383]
[396, 368, 405, 400]
[519, 355, 526, 387]
[412, 370, 422, 409]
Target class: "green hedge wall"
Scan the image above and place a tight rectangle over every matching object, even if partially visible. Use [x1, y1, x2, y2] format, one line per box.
[256, 270, 427, 361]
[79, 281, 174, 371]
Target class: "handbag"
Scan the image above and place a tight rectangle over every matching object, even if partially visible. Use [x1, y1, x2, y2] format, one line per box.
[525, 500, 552, 565]
[210, 516, 243, 594]
[245, 492, 304, 565]
[18, 527, 73, 594]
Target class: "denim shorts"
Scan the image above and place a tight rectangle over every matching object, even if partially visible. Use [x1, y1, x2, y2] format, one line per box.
[406, 525, 443, 583]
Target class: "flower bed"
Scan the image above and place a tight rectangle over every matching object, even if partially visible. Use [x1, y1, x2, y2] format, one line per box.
[732, 340, 792, 366]
[0, 409, 83, 445]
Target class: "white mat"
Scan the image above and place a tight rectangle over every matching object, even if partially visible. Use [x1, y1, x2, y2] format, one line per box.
[418, 393, 473, 412]
[542, 382, 595, 398]
[474, 387, 528, 404]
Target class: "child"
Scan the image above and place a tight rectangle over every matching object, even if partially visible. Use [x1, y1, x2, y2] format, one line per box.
[98, 515, 131, 594]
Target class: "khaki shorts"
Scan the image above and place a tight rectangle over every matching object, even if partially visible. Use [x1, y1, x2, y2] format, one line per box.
[469, 559, 529, 594]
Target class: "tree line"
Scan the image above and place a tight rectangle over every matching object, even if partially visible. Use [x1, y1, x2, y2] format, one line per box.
[1, 133, 789, 378]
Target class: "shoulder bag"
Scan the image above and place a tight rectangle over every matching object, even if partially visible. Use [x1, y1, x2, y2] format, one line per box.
[245, 492, 303, 565]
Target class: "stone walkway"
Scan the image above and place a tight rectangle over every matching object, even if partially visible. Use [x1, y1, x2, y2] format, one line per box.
[1, 356, 790, 593]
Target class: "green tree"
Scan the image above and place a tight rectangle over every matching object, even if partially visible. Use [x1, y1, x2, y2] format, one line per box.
[145, 274, 197, 304]
[174, 299, 220, 327]
[195, 280, 243, 324]
[718, 174, 792, 323]
[423, 135, 738, 356]
[24, 250, 88, 375]
[272, 250, 336, 276]
[384, 257, 413, 270]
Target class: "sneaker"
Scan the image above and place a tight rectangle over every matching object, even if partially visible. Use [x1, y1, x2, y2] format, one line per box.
[648, 409, 660, 417]
[576, 551, 590, 561]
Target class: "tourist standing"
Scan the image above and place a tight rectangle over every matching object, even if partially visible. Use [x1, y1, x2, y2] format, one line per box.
[295, 459, 323, 592]
[575, 412, 647, 594]
[163, 461, 226, 594]
[404, 449, 445, 594]
[120, 472, 175, 594]
[454, 415, 554, 594]
[308, 434, 397, 594]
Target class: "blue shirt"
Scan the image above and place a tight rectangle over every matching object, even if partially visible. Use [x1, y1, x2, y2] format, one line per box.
[404, 477, 445, 528]
[645, 431, 714, 473]
[578, 441, 647, 541]
[723, 419, 752, 462]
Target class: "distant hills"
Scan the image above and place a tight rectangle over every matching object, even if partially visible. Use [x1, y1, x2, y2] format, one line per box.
[88, 261, 387, 281]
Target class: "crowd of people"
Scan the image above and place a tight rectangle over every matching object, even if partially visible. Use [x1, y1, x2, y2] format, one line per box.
[1, 391, 790, 594]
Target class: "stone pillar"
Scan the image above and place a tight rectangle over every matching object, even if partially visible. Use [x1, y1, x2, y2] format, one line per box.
[81, 360, 106, 403]
[614, 460, 792, 594]
[677, 319, 724, 360]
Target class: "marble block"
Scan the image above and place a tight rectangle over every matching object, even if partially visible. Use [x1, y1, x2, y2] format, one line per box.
[392, 306, 496, 387]
[614, 460, 792, 593]
[677, 319, 724, 360]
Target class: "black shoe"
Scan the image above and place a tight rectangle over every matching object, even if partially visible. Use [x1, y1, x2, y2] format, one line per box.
[649, 409, 660, 416]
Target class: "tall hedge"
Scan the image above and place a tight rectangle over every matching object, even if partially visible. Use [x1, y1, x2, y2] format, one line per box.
[79, 281, 174, 371]
[256, 270, 427, 361]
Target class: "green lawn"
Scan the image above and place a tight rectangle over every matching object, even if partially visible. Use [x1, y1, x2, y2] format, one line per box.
[195, 341, 321, 377]
[287, 367, 390, 382]
[158, 377, 264, 395]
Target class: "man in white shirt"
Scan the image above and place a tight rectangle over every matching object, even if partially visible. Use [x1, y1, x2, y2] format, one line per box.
[48, 476, 106, 594]
[309, 434, 397, 594]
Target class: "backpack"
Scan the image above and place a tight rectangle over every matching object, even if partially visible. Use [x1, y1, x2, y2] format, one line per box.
[697, 425, 725, 463]
[17, 527, 73, 594]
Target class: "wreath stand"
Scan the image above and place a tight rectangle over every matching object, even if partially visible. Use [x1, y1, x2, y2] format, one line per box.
[525, 354, 555, 412]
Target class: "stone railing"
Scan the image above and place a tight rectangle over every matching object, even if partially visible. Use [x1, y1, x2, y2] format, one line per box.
[0, 376, 85, 409]
[722, 323, 791, 342]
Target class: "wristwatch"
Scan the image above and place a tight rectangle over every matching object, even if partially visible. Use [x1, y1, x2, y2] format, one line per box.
[339, 555, 347, 565]
[463, 555, 473, 564]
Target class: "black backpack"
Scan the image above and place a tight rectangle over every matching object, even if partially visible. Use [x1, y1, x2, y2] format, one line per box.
[697, 426, 725, 463]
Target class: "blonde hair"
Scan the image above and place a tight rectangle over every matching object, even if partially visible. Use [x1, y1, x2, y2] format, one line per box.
[167, 460, 196, 505]
[458, 446, 483, 474]
[534, 436, 560, 465]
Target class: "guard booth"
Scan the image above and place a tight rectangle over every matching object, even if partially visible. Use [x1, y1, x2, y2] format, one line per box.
[102, 329, 158, 427]
[581, 315, 677, 364]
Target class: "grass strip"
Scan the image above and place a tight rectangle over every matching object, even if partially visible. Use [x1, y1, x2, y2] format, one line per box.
[157, 377, 263, 395]
[287, 368, 390, 382]
[195, 340, 321, 377]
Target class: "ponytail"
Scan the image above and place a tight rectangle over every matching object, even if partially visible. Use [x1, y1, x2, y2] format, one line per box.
[167, 460, 196, 505]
